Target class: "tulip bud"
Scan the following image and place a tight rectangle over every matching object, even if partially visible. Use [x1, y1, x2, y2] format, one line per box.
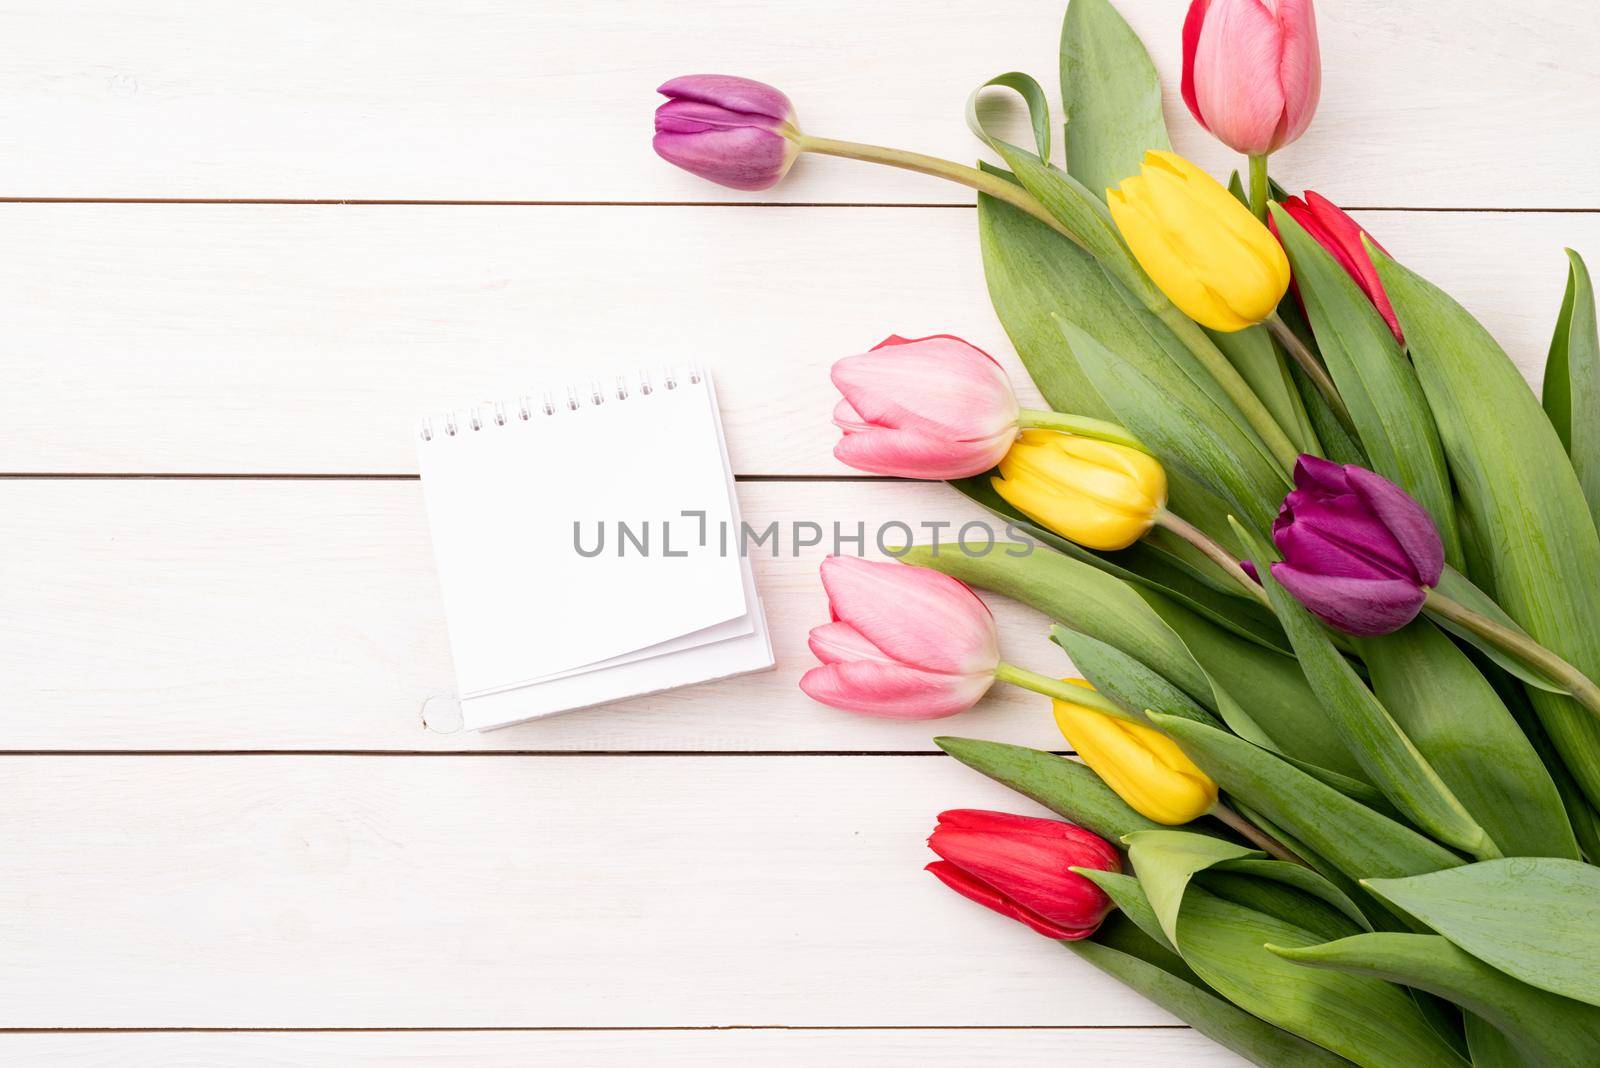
[925, 809, 1120, 939]
[799, 556, 999, 719]
[1182, 0, 1321, 157]
[1272, 191, 1404, 344]
[1270, 454, 1445, 636]
[1108, 151, 1291, 332]
[1052, 680, 1218, 825]
[991, 431, 1167, 551]
[830, 334, 1022, 480]
[653, 75, 801, 191]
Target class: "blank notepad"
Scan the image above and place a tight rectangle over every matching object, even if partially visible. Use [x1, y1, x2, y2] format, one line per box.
[417, 367, 773, 730]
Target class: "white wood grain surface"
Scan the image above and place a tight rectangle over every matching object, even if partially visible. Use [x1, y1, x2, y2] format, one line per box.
[0, 1030, 1246, 1067]
[0, 755, 1188, 1028]
[0, 479, 1074, 752]
[0, 1, 1592, 208]
[1, 205, 1588, 475]
[3, 0, 1581, 1059]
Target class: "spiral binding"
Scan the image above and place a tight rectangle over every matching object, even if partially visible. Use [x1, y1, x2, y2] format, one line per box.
[418, 365, 704, 442]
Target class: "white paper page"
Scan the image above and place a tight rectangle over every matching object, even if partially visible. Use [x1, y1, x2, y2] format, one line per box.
[459, 595, 773, 731]
[484, 371, 754, 688]
[418, 369, 748, 696]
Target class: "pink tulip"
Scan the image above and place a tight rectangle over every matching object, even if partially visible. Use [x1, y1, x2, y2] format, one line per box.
[799, 555, 999, 719]
[926, 810, 1120, 939]
[653, 75, 800, 191]
[1182, 0, 1321, 157]
[831, 334, 1021, 479]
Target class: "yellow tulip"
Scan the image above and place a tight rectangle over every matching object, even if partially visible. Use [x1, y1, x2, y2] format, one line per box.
[1053, 680, 1218, 825]
[992, 431, 1166, 551]
[1107, 150, 1291, 333]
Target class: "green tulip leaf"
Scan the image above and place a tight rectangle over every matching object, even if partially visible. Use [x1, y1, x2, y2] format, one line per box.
[1073, 867, 1178, 955]
[1271, 931, 1600, 1066]
[1123, 829, 1261, 947]
[967, 73, 1157, 308]
[1068, 929, 1349, 1068]
[1432, 565, 1565, 693]
[1270, 204, 1461, 567]
[1048, 626, 1219, 728]
[1149, 713, 1462, 882]
[1058, 0, 1169, 202]
[1228, 517, 1495, 858]
[1062, 319, 1288, 531]
[1088, 911, 1203, 989]
[933, 737, 1165, 844]
[1363, 858, 1600, 1007]
[1208, 859, 1370, 936]
[1544, 249, 1600, 531]
[1373, 245, 1600, 813]
[1358, 620, 1578, 860]
[1174, 888, 1468, 1066]
[1205, 323, 1320, 456]
[1137, 588, 1365, 780]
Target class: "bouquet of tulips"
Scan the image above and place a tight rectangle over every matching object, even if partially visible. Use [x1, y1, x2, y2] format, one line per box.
[654, 1, 1600, 1064]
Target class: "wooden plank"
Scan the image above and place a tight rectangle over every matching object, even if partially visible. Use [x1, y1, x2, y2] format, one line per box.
[0, 479, 1077, 752]
[0, 755, 1183, 1028]
[0, 1, 1591, 208]
[2, 204, 1589, 475]
[0, 1029, 1245, 1066]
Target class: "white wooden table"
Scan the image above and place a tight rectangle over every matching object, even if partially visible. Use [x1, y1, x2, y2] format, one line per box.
[1, 2, 1592, 1063]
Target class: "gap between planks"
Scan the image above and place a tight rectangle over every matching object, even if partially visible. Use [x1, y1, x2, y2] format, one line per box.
[0, 1025, 1186, 1034]
[0, 197, 1593, 213]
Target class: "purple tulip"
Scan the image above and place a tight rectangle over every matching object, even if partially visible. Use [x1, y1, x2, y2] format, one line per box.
[653, 75, 800, 191]
[1269, 454, 1444, 637]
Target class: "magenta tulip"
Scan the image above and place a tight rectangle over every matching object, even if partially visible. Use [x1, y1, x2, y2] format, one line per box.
[1182, 0, 1321, 157]
[1274, 191, 1404, 344]
[831, 334, 1021, 479]
[926, 810, 1119, 939]
[799, 556, 999, 719]
[653, 75, 800, 191]
[1270, 455, 1445, 636]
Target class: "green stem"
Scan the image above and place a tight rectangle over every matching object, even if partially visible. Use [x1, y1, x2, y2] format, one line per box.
[1264, 313, 1358, 439]
[1015, 409, 1148, 452]
[1212, 801, 1307, 866]
[797, 135, 1083, 248]
[1154, 510, 1271, 610]
[994, 662, 1132, 718]
[1423, 588, 1600, 722]
[1247, 154, 1270, 221]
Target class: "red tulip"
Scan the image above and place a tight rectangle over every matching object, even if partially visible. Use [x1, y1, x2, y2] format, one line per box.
[831, 334, 1021, 480]
[1182, 0, 1321, 156]
[1274, 191, 1404, 344]
[926, 810, 1119, 939]
[799, 556, 999, 719]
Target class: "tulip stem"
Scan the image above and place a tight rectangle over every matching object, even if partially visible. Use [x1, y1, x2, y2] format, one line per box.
[1015, 410, 1149, 452]
[1154, 510, 1271, 610]
[1422, 589, 1600, 721]
[1264, 313, 1358, 439]
[994, 663, 1134, 720]
[796, 135, 1085, 247]
[1247, 154, 1270, 222]
[1211, 801, 1307, 866]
